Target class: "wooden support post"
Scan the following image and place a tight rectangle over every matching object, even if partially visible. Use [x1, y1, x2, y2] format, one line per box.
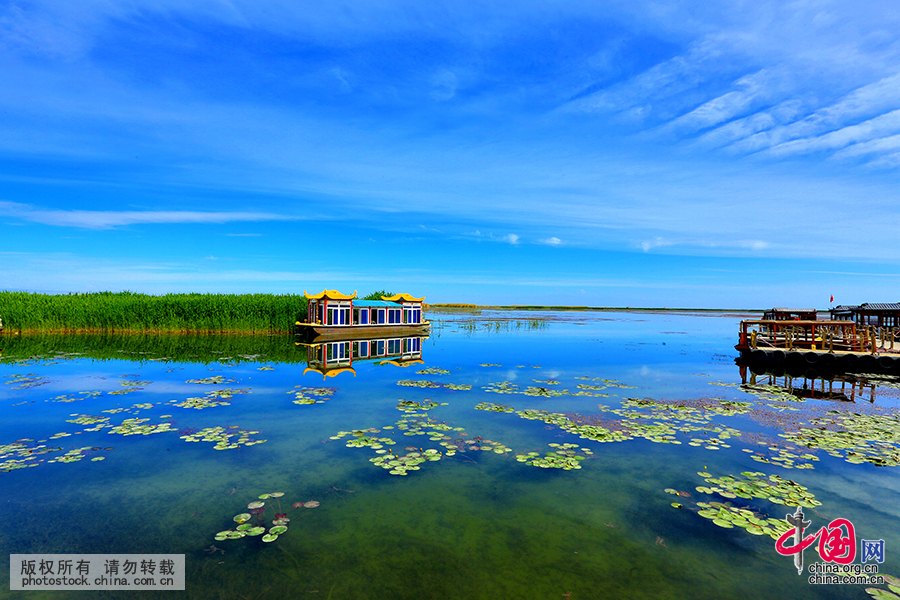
[751, 331, 757, 349]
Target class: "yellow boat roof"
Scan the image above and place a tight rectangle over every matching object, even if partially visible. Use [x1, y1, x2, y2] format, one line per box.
[376, 359, 425, 367]
[303, 366, 356, 379]
[304, 290, 358, 300]
[382, 293, 425, 302]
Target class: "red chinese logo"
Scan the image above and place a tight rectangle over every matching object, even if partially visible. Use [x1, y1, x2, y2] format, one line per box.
[776, 518, 856, 564]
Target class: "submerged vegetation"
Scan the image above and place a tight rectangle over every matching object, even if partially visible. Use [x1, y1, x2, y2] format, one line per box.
[0, 332, 309, 364]
[0, 291, 308, 333]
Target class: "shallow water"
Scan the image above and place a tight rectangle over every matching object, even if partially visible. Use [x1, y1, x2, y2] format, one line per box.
[1, 311, 898, 600]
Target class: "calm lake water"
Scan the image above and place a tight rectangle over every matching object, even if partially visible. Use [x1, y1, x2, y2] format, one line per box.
[1, 310, 898, 600]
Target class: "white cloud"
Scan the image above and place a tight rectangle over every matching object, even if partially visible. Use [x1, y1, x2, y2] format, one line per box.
[0, 201, 302, 229]
[639, 237, 671, 252]
[664, 70, 775, 134]
[539, 237, 562, 245]
[502, 233, 520, 245]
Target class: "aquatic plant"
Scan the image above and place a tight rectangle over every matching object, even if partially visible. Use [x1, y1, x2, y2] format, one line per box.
[780, 409, 900, 467]
[416, 367, 450, 375]
[0, 290, 307, 333]
[667, 470, 821, 540]
[214, 492, 315, 544]
[179, 426, 266, 450]
[396, 399, 447, 413]
[288, 386, 337, 405]
[865, 574, 900, 600]
[515, 443, 592, 470]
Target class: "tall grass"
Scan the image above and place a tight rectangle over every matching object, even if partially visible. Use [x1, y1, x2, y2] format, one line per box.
[0, 291, 308, 333]
[0, 332, 308, 364]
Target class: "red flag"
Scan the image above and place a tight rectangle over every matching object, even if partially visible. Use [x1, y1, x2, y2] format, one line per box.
[830, 295, 834, 303]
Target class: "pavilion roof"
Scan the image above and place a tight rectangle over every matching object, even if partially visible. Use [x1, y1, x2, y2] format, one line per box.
[304, 290, 358, 300]
[857, 303, 900, 311]
[382, 293, 425, 302]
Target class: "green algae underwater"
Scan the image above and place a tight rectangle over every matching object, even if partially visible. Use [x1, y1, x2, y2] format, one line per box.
[1, 313, 899, 600]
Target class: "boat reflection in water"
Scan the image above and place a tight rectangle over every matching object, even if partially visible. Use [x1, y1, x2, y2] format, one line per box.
[296, 335, 426, 379]
[735, 361, 897, 404]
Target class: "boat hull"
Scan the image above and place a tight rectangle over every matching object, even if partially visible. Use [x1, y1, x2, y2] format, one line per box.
[294, 322, 430, 341]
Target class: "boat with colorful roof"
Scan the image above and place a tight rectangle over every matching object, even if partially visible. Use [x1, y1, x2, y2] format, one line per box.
[294, 290, 430, 340]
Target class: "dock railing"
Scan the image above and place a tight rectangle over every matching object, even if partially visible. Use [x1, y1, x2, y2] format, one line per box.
[739, 320, 900, 354]
[737, 320, 863, 353]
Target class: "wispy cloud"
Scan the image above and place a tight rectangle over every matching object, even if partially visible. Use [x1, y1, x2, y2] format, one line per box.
[0, 201, 302, 229]
[539, 237, 562, 245]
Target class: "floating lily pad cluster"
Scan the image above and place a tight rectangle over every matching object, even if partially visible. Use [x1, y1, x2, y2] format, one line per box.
[330, 404, 510, 475]
[288, 386, 337, 405]
[66, 414, 110, 428]
[4, 374, 51, 390]
[740, 445, 819, 469]
[47, 447, 105, 464]
[693, 501, 792, 538]
[864, 574, 900, 600]
[479, 363, 502, 367]
[0, 441, 60, 472]
[396, 399, 447, 413]
[476, 398, 753, 449]
[737, 383, 805, 404]
[574, 377, 635, 388]
[416, 367, 450, 375]
[484, 380, 613, 398]
[397, 414, 455, 438]
[174, 387, 249, 409]
[515, 443, 593, 469]
[108, 418, 176, 436]
[474, 402, 515, 413]
[695, 471, 822, 507]
[186, 375, 235, 385]
[397, 379, 443, 389]
[173, 396, 230, 409]
[330, 428, 396, 449]
[369, 448, 442, 475]
[667, 470, 819, 539]
[108, 387, 142, 395]
[214, 492, 311, 544]
[6, 442, 110, 468]
[180, 426, 266, 450]
[445, 383, 472, 390]
[781, 410, 900, 467]
[440, 436, 512, 456]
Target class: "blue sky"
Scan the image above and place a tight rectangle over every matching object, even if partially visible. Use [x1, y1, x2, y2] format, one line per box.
[2, 0, 900, 308]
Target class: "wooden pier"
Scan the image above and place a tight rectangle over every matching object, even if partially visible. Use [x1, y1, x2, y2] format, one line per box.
[736, 319, 900, 374]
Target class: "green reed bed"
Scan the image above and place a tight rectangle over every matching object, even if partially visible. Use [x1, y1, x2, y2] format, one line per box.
[0, 332, 309, 364]
[0, 291, 308, 334]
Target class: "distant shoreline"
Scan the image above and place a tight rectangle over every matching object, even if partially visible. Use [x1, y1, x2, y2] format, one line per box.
[427, 304, 765, 314]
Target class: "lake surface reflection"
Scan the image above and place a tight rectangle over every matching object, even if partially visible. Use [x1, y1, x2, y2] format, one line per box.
[1, 310, 898, 600]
